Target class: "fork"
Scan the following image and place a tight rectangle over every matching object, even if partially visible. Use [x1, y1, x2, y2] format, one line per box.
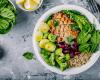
[87, 0, 100, 22]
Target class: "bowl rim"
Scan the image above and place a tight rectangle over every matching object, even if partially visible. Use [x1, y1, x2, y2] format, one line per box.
[16, 0, 43, 12]
[9, 0, 16, 9]
[33, 4, 100, 75]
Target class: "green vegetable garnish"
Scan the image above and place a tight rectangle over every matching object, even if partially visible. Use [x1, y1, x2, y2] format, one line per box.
[70, 23, 80, 30]
[23, 52, 34, 60]
[64, 36, 74, 44]
[54, 20, 59, 27]
[48, 33, 57, 42]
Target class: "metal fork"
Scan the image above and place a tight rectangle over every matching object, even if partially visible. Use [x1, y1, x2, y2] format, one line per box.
[87, 0, 100, 21]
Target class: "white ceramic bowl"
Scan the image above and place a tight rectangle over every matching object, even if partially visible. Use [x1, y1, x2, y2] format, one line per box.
[16, 0, 43, 12]
[33, 5, 100, 75]
[9, 0, 16, 9]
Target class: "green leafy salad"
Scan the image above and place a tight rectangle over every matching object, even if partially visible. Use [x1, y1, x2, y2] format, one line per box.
[0, 0, 16, 34]
[35, 10, 100, 71]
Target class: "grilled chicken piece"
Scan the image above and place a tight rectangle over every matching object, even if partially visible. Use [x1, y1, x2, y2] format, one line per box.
[50, 12, 79, 43]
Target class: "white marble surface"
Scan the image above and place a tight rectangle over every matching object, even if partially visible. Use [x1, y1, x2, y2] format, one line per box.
[0, 0, 100, 80]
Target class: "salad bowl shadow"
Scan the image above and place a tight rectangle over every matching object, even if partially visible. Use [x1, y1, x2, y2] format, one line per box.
[33, 5, 100, 75]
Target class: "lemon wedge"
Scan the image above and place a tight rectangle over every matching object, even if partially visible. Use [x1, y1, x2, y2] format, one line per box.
[16, 0, 25, 4]
[24, 0, 38, 10]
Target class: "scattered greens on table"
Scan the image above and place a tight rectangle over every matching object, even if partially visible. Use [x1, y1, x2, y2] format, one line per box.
[23, 52, 35, 60]
[0, 0, 16, 34]
[35, 10, 100, 71]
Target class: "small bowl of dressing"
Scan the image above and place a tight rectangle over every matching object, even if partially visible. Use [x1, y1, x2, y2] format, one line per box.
[16, 0, 43, 11]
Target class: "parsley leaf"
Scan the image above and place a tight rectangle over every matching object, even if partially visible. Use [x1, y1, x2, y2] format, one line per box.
[54, 20, 59, 27]
[64, 36, 74, 45]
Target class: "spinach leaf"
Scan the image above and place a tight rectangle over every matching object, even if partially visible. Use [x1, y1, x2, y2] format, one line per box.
[63, 10, 82, 15]
[0, 0, 8, 8]
[77, 31, 91, 44]
[62, 10, 94, 33]
[79, 44, 90, 52]
[91, 30, 100, 44]
[0, 8, 15, 21]
[0, 19, 9, 30]
[90, 44, 99, 53]
[6, 2, 16, 14]
[0, 19, 11, 34]
[0, 0, 16, 34]
[70, 23, 80, 30]
[23, 52, 34, 60]
[75, 15, 93, 33]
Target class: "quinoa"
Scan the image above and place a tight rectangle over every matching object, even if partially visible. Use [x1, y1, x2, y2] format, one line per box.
[68, 53, 91, 67]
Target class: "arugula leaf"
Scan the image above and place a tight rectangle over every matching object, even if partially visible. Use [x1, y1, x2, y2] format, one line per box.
[23, 52, 34, 60]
